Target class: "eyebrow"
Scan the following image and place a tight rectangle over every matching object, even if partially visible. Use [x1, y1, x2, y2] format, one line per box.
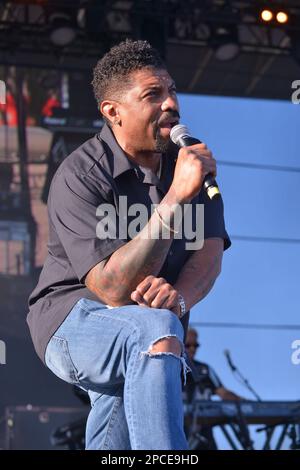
[142, 81, 177, 92]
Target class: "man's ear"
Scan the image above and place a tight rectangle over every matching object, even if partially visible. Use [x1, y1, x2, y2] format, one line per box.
[100, 100, 120, 126]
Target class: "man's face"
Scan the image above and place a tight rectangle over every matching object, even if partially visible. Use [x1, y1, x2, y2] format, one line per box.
[185, 332, 200, 361]
[115, 67, 180, 154]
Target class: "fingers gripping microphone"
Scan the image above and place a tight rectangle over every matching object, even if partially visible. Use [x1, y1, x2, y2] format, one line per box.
[170, 124, 221, 200]
[224, 349, 236, 372]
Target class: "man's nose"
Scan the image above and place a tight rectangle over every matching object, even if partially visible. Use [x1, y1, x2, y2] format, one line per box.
[161, 94, 178, 112]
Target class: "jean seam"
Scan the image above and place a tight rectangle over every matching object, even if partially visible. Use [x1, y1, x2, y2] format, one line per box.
[102, 386, 123, 450]
[90, 392, 103, 408]
[52, 335, 80, 383]
[88, 311, 143, 331]
[123, 328, 141, 449]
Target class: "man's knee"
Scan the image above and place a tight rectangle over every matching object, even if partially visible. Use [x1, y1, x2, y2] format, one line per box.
[148, 336, 182, 356]
[135, 306, 182, 332]
[130, 305, 184, 353]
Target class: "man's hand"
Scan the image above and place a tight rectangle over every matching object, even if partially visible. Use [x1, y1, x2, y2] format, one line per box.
[131, 275, 181, 317]
[170, 143, 217, 203]
[215, 387, 243, 401]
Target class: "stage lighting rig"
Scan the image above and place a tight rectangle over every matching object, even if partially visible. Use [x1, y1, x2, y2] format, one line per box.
[260, 7, 289, 25]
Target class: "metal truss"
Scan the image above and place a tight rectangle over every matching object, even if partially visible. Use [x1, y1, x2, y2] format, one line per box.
[0, 0, 299, 69]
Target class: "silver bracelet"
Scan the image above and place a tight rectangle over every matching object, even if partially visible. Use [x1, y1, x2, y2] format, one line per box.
[178, 294, 186, 318]
[154, 207, 179, 234]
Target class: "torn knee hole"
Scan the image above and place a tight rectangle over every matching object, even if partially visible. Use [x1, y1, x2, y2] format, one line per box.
[148, 336, 182, 356]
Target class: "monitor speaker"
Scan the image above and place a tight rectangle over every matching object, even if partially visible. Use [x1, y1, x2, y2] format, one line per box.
[5, 405, 88, 450]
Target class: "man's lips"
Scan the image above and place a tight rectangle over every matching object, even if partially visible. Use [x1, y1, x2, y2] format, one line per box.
[159, 120, 179, 128]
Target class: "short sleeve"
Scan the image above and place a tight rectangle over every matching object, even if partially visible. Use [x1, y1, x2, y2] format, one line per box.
[207, 365, 223, 392]
[198, 189, 231, 250]
[48, 168, 126, 282]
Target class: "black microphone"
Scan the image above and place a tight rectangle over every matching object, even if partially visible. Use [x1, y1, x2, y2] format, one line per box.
[224, 349, 236, 371]
[170, 124, 220, 200]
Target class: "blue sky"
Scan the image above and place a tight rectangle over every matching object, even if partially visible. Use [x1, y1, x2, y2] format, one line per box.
[179, 93, 300, 449]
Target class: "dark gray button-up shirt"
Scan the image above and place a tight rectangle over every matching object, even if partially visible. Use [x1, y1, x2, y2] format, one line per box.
[28, 124, 231, 363]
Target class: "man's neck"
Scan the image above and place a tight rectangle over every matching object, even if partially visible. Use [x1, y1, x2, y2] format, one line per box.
[130, 152, 161, 174]
[114, 133, 162, 174]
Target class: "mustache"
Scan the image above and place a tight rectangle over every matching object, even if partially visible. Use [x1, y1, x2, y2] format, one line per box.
[158, 110, 180, 126]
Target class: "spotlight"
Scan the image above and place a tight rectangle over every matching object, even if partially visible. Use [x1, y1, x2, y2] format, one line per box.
[212, 26, 240, 61]
[260, 8, 289, 25]
[261, 9, 273, 22]
[276, 11, 288, 24]
[49, 12, 76, 47]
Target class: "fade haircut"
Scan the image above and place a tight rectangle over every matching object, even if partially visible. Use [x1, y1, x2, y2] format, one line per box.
[92, 39, 166, 114]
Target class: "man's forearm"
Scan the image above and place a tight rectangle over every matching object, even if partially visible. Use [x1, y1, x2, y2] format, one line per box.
[173, 238, 223, 311]
[216, 387, 242, 401]
[89, 189, 186, 306]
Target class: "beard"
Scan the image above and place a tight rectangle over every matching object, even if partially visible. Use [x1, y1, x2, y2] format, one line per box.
[154, 129, 171, 153]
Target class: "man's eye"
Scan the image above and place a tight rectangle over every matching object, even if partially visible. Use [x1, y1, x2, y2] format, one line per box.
[146, 90, 157, 97]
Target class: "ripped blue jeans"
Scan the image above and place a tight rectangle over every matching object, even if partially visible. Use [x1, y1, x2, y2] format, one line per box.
[44, 298, 190, 450]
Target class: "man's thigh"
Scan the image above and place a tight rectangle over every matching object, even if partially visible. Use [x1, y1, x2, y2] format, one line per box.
[45, 297, 184, 392]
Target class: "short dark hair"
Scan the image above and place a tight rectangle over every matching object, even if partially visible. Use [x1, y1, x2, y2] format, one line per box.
[92, 39, 166, 108]
[187, 328, 198, 337]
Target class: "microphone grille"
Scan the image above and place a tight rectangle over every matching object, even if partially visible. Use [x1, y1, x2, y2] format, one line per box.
[170, 124, 191, 146]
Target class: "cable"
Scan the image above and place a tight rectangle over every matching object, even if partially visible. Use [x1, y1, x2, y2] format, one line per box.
[230, 235, 300, 244]
[191, 321, 300, 330]
[218, 160, 300, 174]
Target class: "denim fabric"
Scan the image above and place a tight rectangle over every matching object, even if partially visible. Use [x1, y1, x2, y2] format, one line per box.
[45, 298, 190, 450]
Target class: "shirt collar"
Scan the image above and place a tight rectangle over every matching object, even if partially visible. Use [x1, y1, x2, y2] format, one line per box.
[98, 123, 177, 191]
[99, 124, 137, 178]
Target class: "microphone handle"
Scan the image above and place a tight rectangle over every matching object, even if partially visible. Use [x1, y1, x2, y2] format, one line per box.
[177, 135, 221, 200]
